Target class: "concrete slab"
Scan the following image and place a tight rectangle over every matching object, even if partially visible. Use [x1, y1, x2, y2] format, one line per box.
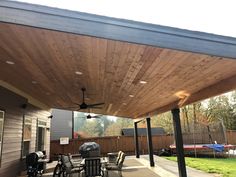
[141, 155, 221, 177]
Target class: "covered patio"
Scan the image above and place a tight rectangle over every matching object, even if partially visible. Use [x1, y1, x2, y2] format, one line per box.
[1, 1, 236, 177]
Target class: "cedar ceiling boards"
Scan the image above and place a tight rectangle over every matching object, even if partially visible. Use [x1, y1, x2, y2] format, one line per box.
[1, 1, 236, 118]
[1, 23, 236, 118]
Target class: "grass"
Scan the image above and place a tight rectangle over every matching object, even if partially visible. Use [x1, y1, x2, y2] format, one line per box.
[165, 157, 236, 177]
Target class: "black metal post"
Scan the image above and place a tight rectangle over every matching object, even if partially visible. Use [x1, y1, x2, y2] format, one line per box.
[146, 117, 155, 167]
[134, 122, 140, 158]
[72, 111, 74, 139]
[171, 108, 187, 177]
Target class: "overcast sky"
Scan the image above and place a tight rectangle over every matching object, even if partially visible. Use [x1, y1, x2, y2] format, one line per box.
[15, 0, 236, 37]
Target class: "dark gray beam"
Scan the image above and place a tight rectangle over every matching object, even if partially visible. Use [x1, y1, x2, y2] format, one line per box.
[171, 108, 187, 177]
[72, 111, 74, 139]
[146, 117, 155, 167]
[134, 122, 140, 158]
[1, 1, 236, 58]
[134, 118, 145, 123]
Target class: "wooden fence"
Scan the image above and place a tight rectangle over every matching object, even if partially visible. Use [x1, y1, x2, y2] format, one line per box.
[50, 131, 236, 159]
[50, 135, 173, 159]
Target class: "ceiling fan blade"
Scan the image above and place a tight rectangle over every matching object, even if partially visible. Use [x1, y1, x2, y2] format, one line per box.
[59, 102, 80, 109]
[89, 107, 103, 109]
[92, 116, 101, 119]
[58, 106, 79, 110]
[93, 114, 103, 118]
[71, 102, 80, 106]
[87, 103, 105, 107]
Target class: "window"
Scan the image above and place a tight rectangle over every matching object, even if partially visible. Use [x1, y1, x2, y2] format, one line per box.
[0, 110, 5, 166]
[22, 117, 32, 157]
[38, 120, 47, 127]
[37, 120, 46, 151]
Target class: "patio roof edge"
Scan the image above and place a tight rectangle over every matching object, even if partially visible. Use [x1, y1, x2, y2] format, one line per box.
[1, 1, 236, 59]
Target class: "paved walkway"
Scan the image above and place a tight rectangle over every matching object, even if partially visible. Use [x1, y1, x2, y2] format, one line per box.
[140, 155, 220, 177]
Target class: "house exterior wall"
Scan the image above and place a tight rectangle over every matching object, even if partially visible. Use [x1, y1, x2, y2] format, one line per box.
[0, 86, 51, 177]
[51, 109, 73, 140]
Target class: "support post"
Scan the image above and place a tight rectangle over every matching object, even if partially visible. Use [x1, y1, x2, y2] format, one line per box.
[72, 111, 74, 139]
[146, 117, 155, 167]
[171, 108, 187, 177]
[134, 122, 140, 158]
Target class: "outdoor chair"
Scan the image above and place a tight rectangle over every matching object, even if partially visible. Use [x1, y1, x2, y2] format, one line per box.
[107, 151, 122, 164]
[68, 153, 83, 167]
[61, 155, 84, 177]
[105, 152, 125, 177]
[82, 157, 105, 177]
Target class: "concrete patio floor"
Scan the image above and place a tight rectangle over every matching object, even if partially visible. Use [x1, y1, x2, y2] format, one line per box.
[141, 155, 220, 177]
[42, 155, 220, 177]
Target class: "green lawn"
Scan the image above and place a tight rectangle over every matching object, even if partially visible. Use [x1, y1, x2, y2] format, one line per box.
[165, 157, 236, 177]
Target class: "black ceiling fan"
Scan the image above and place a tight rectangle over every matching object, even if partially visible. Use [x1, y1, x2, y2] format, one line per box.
[76, 113, 102, 119]
[86, 114, 102, 119]
[78, 108, 103, 119]
[70, 87, 104, 111]
[77, 114, 102, 119]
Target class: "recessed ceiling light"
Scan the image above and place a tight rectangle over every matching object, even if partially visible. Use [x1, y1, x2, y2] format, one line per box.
[122, 103, 127, 105]
[129, 94, 134, 98]
[32, 81, 37, 84]
[139, 80, 147, 84]
[6, 60, 15, 65]
[85, 97, 90, 100]
[75, 71, 83, 75]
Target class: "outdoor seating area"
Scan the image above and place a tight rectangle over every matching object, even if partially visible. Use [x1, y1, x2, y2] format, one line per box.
[53, 150, 125, 177]
[41, 155, 219, 177]
[49, 142, 126, 177]
[43, 156, 154, 177]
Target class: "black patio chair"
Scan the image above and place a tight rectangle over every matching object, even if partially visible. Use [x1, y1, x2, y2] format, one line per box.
[84, 157, 105, 177]
[61, 155, 83, 177]
[68, 153, 82, 167]
[105, 152, 125, 177]
[107, 151, 122, 164]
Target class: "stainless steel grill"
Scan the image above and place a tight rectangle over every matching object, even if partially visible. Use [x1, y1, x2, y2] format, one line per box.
[79, 142, 100, 158]
[26, 151, 47, 177]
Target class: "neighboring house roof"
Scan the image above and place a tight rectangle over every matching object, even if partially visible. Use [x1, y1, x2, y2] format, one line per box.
[121, 127, 166, 136]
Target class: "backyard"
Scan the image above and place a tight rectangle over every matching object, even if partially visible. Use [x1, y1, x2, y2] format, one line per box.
[165, 157, 236, 177]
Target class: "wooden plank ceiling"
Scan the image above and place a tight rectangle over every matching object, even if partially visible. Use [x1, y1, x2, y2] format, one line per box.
[1, 22, 236, 118]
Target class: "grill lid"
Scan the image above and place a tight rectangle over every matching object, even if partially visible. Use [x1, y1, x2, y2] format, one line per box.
[79, 142, 100, 152]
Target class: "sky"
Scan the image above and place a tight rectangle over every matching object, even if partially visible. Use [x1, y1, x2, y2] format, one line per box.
[15, 0, 236, 37]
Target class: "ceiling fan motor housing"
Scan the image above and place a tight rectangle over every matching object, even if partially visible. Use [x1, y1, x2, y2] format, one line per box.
[87, 114, 92, 119]
[80, 102, 87, 109]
